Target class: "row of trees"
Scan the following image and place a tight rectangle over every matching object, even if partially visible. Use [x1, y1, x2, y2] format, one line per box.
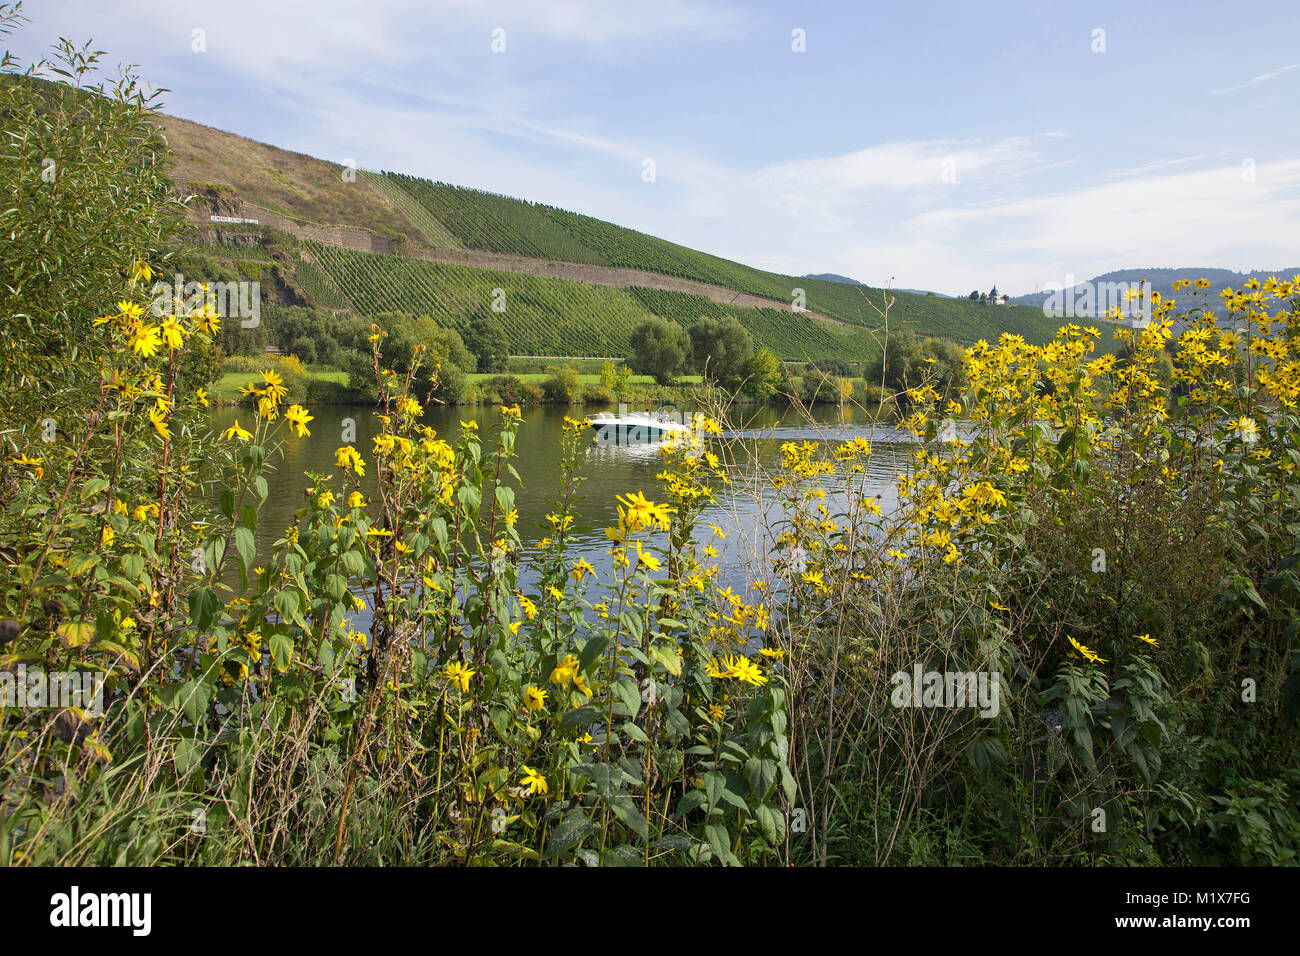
[627, 315, 785, 398]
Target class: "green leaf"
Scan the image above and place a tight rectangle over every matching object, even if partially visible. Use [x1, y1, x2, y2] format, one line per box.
[234, 526, 256, 571]
[560, 705, 602, 729]
[269, 632, 293, 672]
[754, 804, 785, 844]
[188, 588, 220, 631]
[81, 477, 110, 500]
[56, 619, 95, 649]
[620, 720, 649, 743]
[743, 757, 778, 801]
[180, 679, 213, 724]
[66, 552, 100, 576]
[545, 809, 598, 858]
[614, 678, 640, 718]
[650, 644, 682, 677]
[607, 796, 649, 841]
[704, 824, 740, 866]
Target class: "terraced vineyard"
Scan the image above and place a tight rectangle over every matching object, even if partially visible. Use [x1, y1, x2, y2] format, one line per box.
[359, 171, 461, 249]
[309, 242, 654, 355]
[307, 242, 881, 361]
[380, 172, 1069, 343]
[626, 287, 879, 363]
[295, 259, 353, 310]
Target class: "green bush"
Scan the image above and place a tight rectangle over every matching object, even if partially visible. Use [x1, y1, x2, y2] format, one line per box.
[542, 364, 581, 403]
[582, 383, 616, 406]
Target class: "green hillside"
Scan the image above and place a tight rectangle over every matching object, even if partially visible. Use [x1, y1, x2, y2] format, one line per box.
[378, 172, 1070, 343]
[306, 242, 881, 362]
[145, 106, 1080, 360]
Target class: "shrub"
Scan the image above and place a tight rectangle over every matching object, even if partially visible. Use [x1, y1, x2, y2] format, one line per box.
[542, 363, 581, 403]
[582, 384, 616, 406]
[486, 374, 532, 407]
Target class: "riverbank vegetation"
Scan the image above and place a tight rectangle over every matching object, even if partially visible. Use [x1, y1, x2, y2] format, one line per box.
[2, 19, 1297, 866]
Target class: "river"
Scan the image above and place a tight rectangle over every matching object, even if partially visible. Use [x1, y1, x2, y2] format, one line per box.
[208, 402, 919, 602]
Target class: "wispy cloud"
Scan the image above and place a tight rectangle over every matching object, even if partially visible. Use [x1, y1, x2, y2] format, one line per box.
[1209, 62, 1299, 94]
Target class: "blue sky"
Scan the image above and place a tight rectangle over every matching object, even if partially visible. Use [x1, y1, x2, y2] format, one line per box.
[10, 0, 1300, 295]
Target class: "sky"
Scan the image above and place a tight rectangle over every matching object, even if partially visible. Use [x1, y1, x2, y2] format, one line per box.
[8, 0, 1300, 296]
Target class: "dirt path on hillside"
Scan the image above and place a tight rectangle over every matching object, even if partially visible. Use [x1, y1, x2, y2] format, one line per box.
[406, 246, 845, 325]
[184, 200, 846, 327]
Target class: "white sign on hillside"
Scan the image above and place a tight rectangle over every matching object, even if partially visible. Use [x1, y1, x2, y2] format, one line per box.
[209, 215, 259, 224]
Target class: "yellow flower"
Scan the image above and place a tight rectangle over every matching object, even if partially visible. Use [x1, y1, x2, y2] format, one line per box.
[195, 306, 220, 336]
[195, 387, 209, 407]
[159, 316, 186, 350]
[444, 661, 475, 693]
[633, 540, 661, 571]
[573, 671, 592, 697]
[571, 557, 595, 582]
[722, 654, 768, 686]
[128, 323, 162, 358]
[222, 420, 253, 442]
[100, 525, 114, 548]
[708, 703, 725, 721]
[1067, 636, 1108, 665]
[335, 445, 366, 476]
[148, 403, 171, 440]
[348, 492, 366, 508]
[518, 594, 537, 620]
[523, 685, 547, 712]
[317, 490, 335, 508]
[801, 570, 827, 593]
[260, 369, 287, 404]
[520, 765, 548, 796]
[1136, 634, 1159, 647]
[1234, 416, 1259, 444]
[285, 404, 313, 438]
[549, 654, 580, 686]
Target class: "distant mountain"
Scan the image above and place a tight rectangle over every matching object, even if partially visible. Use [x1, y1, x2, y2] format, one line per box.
[804, 273, 863, 285]
[1011, 268, 1300, 317]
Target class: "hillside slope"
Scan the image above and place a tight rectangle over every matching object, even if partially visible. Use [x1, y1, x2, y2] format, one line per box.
[153, 111, 1072, 358]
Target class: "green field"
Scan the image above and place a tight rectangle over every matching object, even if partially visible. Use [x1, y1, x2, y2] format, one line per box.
[211, 367, 348, 402]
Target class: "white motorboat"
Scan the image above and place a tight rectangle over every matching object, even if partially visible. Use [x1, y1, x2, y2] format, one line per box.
[588, 403, 693, 447]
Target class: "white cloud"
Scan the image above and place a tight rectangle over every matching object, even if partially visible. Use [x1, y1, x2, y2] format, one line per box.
[1209, 62, 1299, 95]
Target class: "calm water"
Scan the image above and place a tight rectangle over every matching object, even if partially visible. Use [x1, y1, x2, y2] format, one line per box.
[208, 402, 919, 601]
